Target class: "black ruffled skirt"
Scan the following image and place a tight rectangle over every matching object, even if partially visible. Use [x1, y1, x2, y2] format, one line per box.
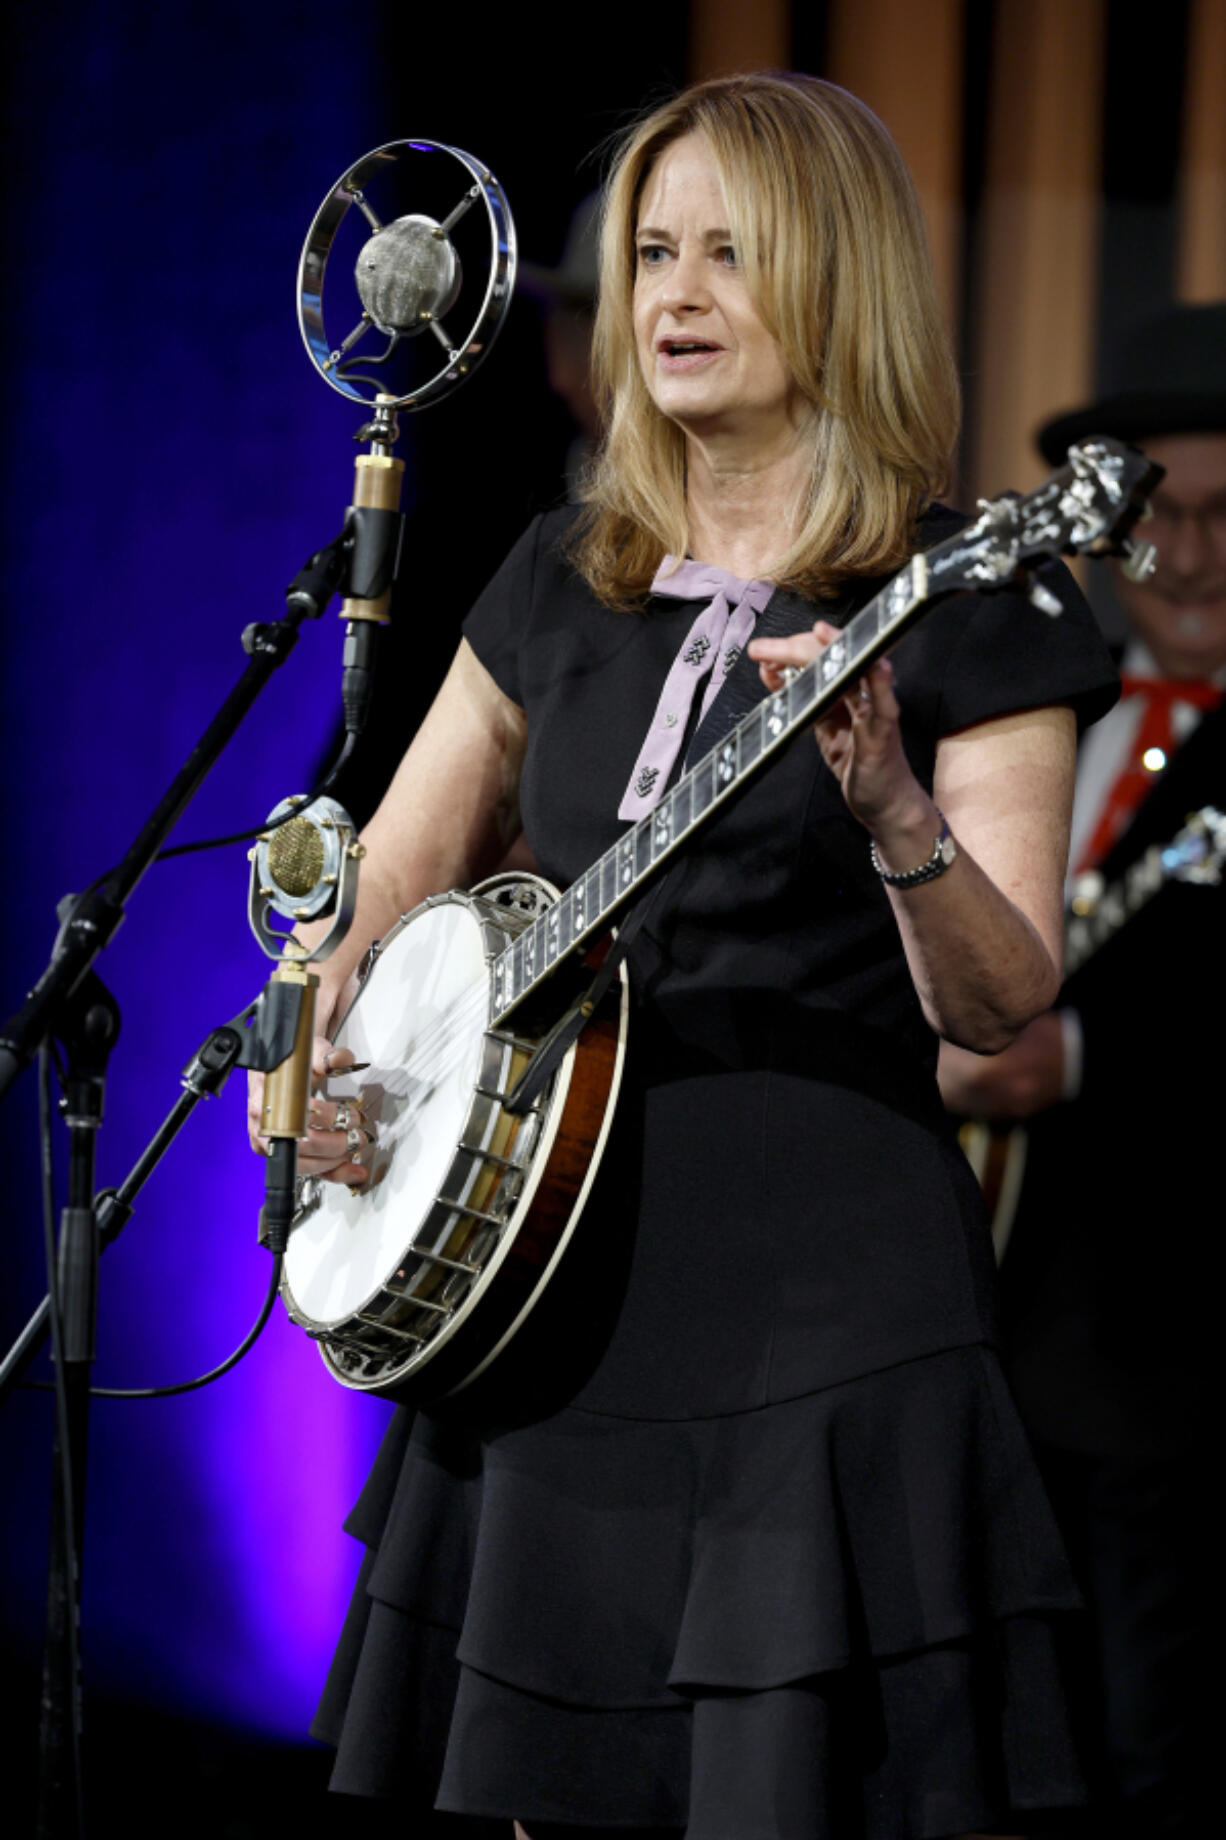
[314, 1342, 1085, 1837]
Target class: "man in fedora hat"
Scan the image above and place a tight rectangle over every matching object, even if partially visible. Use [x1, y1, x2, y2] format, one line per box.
[941, 300, 1226, 1837]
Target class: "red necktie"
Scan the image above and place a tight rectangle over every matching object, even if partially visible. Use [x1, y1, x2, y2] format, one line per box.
[1077, 674, 1223, 871]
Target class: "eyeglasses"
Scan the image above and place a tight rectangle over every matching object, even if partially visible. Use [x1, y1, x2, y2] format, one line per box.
[1146, 496, 1226, 548]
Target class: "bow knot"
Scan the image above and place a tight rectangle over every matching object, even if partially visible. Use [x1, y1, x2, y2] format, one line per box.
[616, 556, 775, 821]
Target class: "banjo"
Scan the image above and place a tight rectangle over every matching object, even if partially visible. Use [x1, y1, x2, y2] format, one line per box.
[281, 437, 1160, 1403]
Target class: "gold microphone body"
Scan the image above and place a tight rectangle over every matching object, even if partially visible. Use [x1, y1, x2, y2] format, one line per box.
[260, 956, 319, 1141]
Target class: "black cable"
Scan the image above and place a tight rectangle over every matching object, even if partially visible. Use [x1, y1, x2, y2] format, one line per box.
[21, 1254, 285, 1399]
[336, 328, 400, 379]
[40, 1042, 86, 1833]
[152, 730, 358, 861]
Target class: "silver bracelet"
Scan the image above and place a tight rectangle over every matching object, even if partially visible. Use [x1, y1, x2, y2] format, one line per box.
[870, 809, 957, 888]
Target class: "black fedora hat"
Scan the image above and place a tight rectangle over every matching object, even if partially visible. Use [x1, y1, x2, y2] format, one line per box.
[1036, 301, 1226, 464]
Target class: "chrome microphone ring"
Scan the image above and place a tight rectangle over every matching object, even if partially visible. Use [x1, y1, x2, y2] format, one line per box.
[297, 139, 517, 412]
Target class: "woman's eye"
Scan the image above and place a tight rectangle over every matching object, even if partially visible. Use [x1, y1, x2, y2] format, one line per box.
[637, 245, 667, 267]
[718, 246, 739, 267]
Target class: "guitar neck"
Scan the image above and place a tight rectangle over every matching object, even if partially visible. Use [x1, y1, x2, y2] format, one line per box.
[490, 547, 944, 1023]
[1065, 851, 1166, 977]
[1064, 809, 1220, 977]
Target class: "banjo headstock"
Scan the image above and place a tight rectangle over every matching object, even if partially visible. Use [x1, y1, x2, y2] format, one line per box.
[926, 437, 1165, 610]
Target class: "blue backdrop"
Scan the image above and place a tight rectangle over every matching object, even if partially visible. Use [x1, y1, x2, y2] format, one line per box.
[0, 4, 692, 1761]
[0, 3, 395, 1736]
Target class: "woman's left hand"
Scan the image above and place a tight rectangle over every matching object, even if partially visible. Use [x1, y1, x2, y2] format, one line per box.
[750, 620, 923, 833]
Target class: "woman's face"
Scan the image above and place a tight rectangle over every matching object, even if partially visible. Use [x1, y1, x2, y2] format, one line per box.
[632, 133, 797, 446]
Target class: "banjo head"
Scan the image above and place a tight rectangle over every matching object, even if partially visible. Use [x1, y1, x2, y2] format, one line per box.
[282, 895, 490, 1328]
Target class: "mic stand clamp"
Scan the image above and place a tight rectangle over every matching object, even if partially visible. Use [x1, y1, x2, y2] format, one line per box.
[0, 979, 319, 1412]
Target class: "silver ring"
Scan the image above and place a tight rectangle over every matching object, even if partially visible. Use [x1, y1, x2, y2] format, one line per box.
[346, 1125, 364, 1152]
[334, 1103, 352, 1131]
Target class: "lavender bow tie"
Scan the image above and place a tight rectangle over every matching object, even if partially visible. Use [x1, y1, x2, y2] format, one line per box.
[617, 557, 776, 820]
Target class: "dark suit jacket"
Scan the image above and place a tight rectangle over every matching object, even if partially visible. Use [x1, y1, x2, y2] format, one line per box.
[1001, 696, 1226, 1457]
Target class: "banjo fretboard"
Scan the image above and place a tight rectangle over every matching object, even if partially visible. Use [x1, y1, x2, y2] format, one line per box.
[487, 441, 1158, 1027]
[490, 551, 934, 1023]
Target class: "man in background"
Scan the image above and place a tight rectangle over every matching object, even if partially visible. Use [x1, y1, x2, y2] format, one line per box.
[519, 191, 602, 494]
[941, 301, 1226, 1840]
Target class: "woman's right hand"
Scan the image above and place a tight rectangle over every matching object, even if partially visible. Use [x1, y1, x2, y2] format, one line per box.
[247, 1035, 371, 1186]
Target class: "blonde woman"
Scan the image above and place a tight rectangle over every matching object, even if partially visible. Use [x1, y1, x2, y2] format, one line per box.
[261, 74, 1117, 1839]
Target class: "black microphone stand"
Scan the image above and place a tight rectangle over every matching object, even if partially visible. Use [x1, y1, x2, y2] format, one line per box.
[1, 401, 404, 1840]
[0, 545, 345, 1107]
[12, 574, 344, 1840]
[37, 966, 120, 1840]
[0, 1016, 250, 1407]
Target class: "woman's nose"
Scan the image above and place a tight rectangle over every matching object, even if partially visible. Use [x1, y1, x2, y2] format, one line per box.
[661, 248, 712, 314]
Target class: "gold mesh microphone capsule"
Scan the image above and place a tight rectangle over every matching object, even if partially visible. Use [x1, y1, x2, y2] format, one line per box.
[252, 796, 358, 927]
[265, 816, 327, 900]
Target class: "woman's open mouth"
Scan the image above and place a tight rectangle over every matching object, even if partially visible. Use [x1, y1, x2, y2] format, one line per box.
[657, 338, 724, 371]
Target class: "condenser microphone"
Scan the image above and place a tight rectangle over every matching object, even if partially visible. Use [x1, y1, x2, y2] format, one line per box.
[247, 795, 362, 1250]
[249, 795, 361, 948]
[297, 138, 516, 414]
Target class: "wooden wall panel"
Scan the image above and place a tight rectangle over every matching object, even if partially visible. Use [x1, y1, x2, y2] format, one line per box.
[971, 0, 1106, 499]
[826, 0, 965, 340]
[688, 0, 790, 80]
[1177, 0, 1226, 301]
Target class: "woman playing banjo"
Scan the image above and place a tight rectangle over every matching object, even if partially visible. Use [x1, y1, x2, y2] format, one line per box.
[251, 73, 1117, 1840]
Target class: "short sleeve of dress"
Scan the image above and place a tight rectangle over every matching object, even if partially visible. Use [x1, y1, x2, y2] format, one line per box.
[890, 509, 1120, 750]
[934, 560, 1120, 737]
[460, 514, 545, 709]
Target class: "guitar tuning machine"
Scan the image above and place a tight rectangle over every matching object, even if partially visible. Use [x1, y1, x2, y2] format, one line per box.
[1027, 580, 1064, 618]
[1120, 537, 1159, 584]
[1069, 869, 1104, 917]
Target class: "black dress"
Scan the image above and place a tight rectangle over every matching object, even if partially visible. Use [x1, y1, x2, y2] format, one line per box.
[314, 504, 1119, 1838]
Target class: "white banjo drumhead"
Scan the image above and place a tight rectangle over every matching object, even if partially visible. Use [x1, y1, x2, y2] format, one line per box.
[283, 899, 490, 1327]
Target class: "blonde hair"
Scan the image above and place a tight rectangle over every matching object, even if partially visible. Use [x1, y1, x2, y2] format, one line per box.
[570, 72, 960, 607]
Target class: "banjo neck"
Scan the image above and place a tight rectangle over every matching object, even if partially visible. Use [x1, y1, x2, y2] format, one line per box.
[490, 435, 1160, 1028]
[491, 548, 933, 1023]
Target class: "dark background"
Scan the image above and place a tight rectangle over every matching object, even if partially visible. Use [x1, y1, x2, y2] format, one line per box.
[0, 3, 1203, 1833]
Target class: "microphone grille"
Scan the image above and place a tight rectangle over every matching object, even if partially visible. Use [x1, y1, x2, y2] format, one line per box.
[266, 817, 326, 898]
[355, 214, 461, 332]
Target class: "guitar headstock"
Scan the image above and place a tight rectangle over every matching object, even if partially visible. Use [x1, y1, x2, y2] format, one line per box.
[927, 437, 1165, 610]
